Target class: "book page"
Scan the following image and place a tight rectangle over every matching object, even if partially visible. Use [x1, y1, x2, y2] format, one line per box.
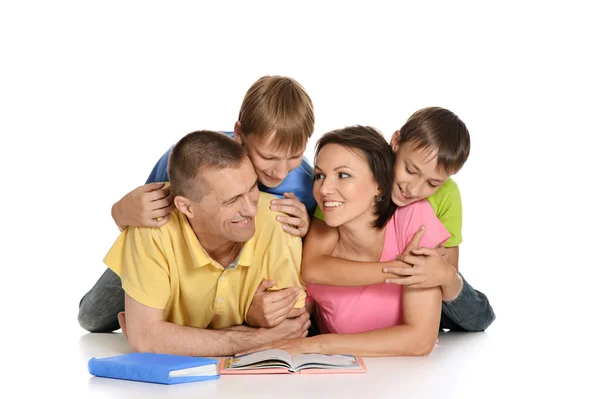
[227, 349, 293, 369]
[170, 364, 218, 377]
[292, 353, 362, 371]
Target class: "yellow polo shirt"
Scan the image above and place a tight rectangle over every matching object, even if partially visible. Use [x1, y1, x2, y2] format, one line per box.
[104, 192, 306, 330]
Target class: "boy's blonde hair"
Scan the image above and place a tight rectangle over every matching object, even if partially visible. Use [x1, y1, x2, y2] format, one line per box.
[237, 75, 314, 153]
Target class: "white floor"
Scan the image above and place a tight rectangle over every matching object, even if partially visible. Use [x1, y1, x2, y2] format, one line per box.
[16, 320, 594, 399]
[4, 2, 600, 398]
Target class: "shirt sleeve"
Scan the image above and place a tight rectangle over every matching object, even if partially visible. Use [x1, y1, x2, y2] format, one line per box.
[145, 145, 174, 184]
[268, 239, 307, 309]
[313, 205, 324, 220]
[397, 200, 451, 251]
[430, 180, 463, 247]
[103, 227, 171, 310]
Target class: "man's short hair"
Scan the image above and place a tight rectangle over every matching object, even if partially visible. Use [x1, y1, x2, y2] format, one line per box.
[168, 130, 247, 201]
[237, 75, 314, 153]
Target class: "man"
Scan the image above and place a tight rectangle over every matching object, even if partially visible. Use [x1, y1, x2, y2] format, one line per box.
[79, 75, 315, 332]
[104, 130, 310, 356]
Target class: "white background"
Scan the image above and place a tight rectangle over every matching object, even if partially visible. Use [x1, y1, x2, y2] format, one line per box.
[1, 0, 599, 397]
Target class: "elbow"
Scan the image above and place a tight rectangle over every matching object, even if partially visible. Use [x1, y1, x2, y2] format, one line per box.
[128, 333, 151, 353]
[128, 334, 157, 353]
[412, 338, 436, 356]
[126, 327, 161, 353]
[300, 262, 319, 284]
[403, 331, 437, 357]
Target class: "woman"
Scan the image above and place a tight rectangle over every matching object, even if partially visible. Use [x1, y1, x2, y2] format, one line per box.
[246, 125, 449, 356]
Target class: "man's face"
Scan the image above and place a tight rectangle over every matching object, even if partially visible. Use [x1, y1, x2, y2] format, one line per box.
[190, 158, 260, 243]
[235, 127, 306, 188]
[391, 142, 450, 207]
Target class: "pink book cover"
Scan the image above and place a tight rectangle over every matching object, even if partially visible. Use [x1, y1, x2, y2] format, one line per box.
[219, 350, 367, 375]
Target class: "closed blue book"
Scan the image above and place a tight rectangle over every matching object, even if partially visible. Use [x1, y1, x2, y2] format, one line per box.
[88, 352, 220, 385]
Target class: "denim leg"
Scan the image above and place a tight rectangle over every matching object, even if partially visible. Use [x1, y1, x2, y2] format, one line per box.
[439, 272, 496, 332]
[78, 268, 124, 332]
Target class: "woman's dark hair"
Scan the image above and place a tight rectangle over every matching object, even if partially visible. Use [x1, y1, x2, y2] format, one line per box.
[315, 125, 396, 229]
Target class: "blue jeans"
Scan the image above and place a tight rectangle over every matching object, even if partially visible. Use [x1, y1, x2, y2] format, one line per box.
[78, 269, 495, 333]
[440, 272, 496, 332]
[78, 268, 124, 332]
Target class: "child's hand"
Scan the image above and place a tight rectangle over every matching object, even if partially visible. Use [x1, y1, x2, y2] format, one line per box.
[270, 192, 310, 238]
[383, 247, 457, 289]
[111, 183, 174, 230]
[381, 226, 456, 289]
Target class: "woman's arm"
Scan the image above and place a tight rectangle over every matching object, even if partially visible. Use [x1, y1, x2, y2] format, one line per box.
[301, 218, 413, 287]
[243, 285, 442, 357]
[315, 285, 442, 356]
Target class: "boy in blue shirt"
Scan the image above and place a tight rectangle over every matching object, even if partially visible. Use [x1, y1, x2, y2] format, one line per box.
[79, 75, 317, 332]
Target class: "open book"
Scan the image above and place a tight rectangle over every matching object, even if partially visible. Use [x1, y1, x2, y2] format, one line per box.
[220, 349, 367, 374]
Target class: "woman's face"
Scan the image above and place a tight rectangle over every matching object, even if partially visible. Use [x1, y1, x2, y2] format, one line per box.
[313, 143, 380, 228]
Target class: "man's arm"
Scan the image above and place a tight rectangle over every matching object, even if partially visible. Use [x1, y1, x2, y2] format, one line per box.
[124, 294, 310, 357]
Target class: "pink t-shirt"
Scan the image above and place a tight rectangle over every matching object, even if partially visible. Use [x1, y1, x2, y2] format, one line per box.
[306, 200, 451, 334]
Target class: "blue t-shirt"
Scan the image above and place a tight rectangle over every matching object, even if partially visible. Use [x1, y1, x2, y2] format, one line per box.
[145, 131, 317, 214]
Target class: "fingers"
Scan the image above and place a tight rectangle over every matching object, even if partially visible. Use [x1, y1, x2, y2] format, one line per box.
[269, 304, 303, 327]
[403, 226, 425, 255]
[383, 266, 419, 276]
[149, 202, 174, 220]
[300, 317, 311, 337]
[268, 286, 299, 304]
[286, 306, 306, 319]
[398, 254, 425, 266]
[145, 188, 173, 205]
[384, 276, 423, 286]
[276, 215, 303, 228]
[148, 213, 170, 228]
[391, 257, 413, 268]
[255, 279, 277, 294]
[411, 247, 438, 257]
[270, 196, 307, 217]
[281, 224, 304, 237]
[139, 182, 166, 193]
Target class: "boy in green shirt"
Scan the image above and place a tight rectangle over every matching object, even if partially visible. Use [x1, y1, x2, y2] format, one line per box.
[305, 107, 495, 332]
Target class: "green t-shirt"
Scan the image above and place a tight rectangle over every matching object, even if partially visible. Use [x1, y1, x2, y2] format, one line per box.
[312, 178, 463, 247]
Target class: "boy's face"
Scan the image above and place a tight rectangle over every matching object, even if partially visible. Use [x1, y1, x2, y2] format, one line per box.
[392, 142, 450, 207]
[235, 126, 306, 188]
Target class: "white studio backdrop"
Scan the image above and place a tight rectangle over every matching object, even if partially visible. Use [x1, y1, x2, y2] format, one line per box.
[1, 0, 598, 395]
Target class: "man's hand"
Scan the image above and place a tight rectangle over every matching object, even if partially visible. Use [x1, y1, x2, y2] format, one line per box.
[111, 183, 174, 230]
[246, 280, 304, 328]
[270, 192, 310, 238]
[259, 311, 311, 344]
[238, 336, 320, 357]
